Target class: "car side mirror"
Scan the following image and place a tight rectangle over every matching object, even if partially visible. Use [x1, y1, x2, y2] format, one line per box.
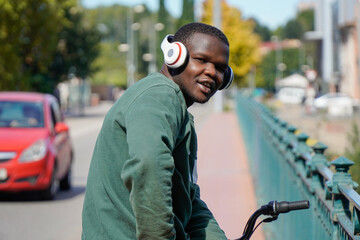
[55, 122, 69, 133]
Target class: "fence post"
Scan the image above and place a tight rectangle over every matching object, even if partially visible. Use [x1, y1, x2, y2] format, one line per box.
[292, 133, 311, 175]
[237, 94, 360, 240]
[272, 117, 281, 144]
[327, 157, 356, 221]
[285, 126, 298, 163]
[278, 121, 288, 154]
[306, 142, 329, 193]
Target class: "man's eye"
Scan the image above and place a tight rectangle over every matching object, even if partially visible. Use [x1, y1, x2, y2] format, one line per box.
[196, 58, 206, 63]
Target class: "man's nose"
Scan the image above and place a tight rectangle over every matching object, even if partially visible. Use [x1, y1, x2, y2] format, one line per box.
[204, 63, 216, 77]
[204, 63, 223, 87]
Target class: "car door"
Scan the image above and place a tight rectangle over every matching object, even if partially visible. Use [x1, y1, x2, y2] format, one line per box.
[49, 99, 72, 179]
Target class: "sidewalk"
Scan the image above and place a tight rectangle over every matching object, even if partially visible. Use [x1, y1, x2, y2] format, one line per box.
[196, 111, 264, 240]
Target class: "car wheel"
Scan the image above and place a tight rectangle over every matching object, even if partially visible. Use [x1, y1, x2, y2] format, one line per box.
[40, 166, 58, 200]
[59, 166, 72, 191]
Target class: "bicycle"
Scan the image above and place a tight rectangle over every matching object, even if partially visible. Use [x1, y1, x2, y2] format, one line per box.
[235, 200, 310, 240]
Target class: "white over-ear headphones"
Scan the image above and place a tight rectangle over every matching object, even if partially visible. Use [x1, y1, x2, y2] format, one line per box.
[161, 34, 187, 69]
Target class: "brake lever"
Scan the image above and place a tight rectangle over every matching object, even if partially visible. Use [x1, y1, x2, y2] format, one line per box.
[263, 215, 278, 223]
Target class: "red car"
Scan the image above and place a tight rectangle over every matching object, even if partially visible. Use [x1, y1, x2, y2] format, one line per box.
[0, 92, 73, 200]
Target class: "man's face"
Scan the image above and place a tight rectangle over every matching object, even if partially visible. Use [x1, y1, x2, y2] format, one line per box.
[172, 33, 229, 107]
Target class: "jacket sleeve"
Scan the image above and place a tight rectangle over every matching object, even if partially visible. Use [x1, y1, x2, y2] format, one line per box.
[186, 183, 228, 240]
[120, 86, 184, 240]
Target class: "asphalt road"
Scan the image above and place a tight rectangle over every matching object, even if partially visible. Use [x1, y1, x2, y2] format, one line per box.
[0, 103, 111, 240]
[273, 101, 360, 154]
[0, 99, 218, 240]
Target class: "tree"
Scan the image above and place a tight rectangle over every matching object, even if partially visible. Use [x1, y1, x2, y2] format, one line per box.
[84, 4, 165, 86]
[296, 9, 314, 32]
[49, 6, 101, 83]
[90, 42, 127, 87]
[254, 8, 316, 91]
[84, 5, 128, 43]
[345, 122, 360, 193]
[283, 19, 303, 39]
[177, 0, 195, 29]
[251, 18, 271, 42]
[278, 9, 314, 40]
[0, 0, 72, 91]
[83, 5, 131, 87]
[0, 0, 100, 93]
[257, 47, 302, 91]
[156, 0, 174, 69]
[201, 0, 262, 87]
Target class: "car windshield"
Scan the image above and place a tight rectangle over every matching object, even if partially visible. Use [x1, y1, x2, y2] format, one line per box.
[0, 101, 44, 128]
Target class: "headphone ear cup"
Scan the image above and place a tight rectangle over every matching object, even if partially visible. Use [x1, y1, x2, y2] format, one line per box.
[219, 66, 234, 90]
[161, 35, 188, 69]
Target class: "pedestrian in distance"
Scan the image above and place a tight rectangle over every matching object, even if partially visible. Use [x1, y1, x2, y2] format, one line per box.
[82, 22, 234, 240]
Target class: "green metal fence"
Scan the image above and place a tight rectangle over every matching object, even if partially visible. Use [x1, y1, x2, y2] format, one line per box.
[236, 93, 360, 240]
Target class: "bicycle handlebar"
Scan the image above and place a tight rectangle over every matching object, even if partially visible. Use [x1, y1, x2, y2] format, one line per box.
[236, 200, 310, 240]
[268, 200, 310, 214]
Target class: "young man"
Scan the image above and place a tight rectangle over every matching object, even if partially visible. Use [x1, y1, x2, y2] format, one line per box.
[82, 22, 233, 240]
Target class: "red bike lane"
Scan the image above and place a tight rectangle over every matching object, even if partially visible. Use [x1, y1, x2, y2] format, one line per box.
[196, 111, 264, 240]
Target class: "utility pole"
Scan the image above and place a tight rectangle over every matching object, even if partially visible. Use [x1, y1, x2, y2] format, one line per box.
[213, 0, 224, 112]
[126, 5, 144, 88]
[126, 8, 135, 88]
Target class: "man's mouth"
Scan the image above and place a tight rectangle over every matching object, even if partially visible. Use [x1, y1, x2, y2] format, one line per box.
[198, 80, 215, 92]
[201, 82, 212, 88]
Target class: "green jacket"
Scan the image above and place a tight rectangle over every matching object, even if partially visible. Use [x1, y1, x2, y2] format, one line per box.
[82, 72, 227, 240]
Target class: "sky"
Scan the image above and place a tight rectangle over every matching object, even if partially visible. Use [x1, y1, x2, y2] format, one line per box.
[81, 0, 313, 29]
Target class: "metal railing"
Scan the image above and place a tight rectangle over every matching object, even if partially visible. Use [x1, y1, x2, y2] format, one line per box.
[236, 94, 360, 240]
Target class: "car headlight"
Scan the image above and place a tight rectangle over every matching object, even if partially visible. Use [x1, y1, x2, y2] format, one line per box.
[19, 139, 47, 163]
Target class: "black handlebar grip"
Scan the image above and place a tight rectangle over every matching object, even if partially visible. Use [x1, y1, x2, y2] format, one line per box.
[273, 200, 310, 214]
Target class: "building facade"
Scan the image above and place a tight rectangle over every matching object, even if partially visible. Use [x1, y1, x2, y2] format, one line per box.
[305, 0, 360, 100]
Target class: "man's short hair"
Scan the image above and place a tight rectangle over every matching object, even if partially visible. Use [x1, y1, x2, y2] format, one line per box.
[173, 22, 229, 47]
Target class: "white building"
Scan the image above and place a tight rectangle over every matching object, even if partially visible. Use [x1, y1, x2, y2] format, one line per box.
[304, 0, 360, 101]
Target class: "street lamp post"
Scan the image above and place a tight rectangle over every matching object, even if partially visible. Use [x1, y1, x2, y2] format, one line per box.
[271, 35, 283, 81]
[126, 8, 133, 88]
[126, 5, 145, 88]
[213, 0, 224, 112]
[147, 22, 164, 73]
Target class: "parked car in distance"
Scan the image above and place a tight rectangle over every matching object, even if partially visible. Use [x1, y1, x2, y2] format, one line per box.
[0, 92, 73, 200]
[276, 87, 305, 105]
[314, 92, 353, 116]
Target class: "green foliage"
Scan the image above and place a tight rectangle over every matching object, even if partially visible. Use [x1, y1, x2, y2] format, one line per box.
[0, 0, 100, 93]
[276, 9, 314, 40]
[257, 50, 276, 91]
[176, 0, 195, 29]
[50, 6, 101, 81]
[0, 0, 72, 91]
[345, 122, 360, 192]
[250, 7, 315, 91]
[272, 26, 284, 38]
[251, 9, 314, 41]
[283, 20, 304, 39]
[257, 47, 301, 91]
[156, 0, 176, 69]
[91, 42, 127, 87]
[252, 18, 271, 42]
[297, 9, 314, 32]
[84, 5, 130, 43]
[82, 2, 180, 85]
